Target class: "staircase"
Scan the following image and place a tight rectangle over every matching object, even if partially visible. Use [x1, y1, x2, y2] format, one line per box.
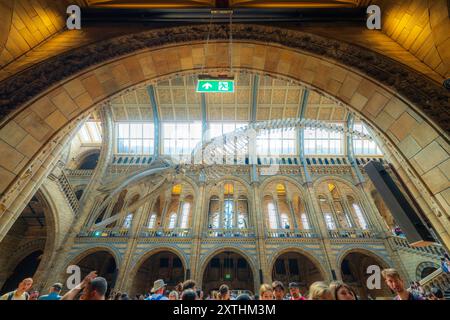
[419, 268, 450, 299]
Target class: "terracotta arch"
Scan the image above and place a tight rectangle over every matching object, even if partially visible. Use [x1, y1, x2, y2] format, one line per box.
[0, 29, 448, 247]
[336, 247, 391, 273]
[65, 246, 120, 268]
[126, 246, 188, 293]
[269, 247, 330, 282]
[198, 246, 258, 291]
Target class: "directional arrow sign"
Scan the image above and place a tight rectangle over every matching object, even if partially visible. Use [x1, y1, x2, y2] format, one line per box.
[196, 79, 235, 93]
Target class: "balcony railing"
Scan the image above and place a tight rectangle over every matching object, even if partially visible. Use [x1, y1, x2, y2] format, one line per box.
[139, 228, 191, 238]
[78, 227, 129, 238]
[389, 236, 445, 257]
[204, 228, 255, 238]
[328, 228, 379, 239]
[64, 169, 94, 177]
[266, 229, 319, 238]
[419, 268, 450, 292]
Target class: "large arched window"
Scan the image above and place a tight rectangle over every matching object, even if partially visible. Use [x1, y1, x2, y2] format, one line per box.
[237, 196, 249, 229]
[148, 213, 156, 229]
[180, 202, 190, 228]
[208, 196, 220, 228]
[319, 195, 336, 230]
[280, 214, 290, 229]
[268, 202, 278, 229]
[223, 183, 234, 229]
[123, 213, 133, 229]
[347, 196, 368, 230]
[168, 213, 177, 229]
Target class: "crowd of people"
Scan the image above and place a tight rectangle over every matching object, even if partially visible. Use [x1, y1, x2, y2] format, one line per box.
[0, 268, 446, 301]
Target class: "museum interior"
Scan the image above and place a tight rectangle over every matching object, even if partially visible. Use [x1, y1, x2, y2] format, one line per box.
[0, 0, 449, 300]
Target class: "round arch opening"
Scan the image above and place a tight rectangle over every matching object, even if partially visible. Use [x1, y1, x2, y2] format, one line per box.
[130, 251, 185, 297]
[202, 251, 254, 297]
[340, 251, 391, 299]
[271, 251, 324, 295]
[0, 250, 43, 294]
[74, 250, 117, 297]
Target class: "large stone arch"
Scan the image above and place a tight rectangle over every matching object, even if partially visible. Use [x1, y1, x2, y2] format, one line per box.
[269, 246, 330, 282]
[126, 246, 188, 294]
[198, 246, 259, 292]
[0, 25, 448, 249]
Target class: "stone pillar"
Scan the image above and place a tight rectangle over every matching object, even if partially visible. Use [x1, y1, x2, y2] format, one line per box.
[304, 182, 336, 281]
[115, 198, 153, 292]
[252, 181, 269, 288]
[191, 181, 206, 284]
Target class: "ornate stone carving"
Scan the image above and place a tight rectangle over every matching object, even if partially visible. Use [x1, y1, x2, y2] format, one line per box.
[0, 24, 448, 132]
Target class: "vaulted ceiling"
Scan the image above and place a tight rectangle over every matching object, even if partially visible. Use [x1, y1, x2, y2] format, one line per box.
[110, 72, 348, 122]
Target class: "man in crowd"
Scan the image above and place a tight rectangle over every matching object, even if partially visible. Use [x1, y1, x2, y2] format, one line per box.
[382, 268, 424, 300]
[0, 277, 33, 300]
[182, 279, 197, 291]
[288, 282, 305, 300]
[272, 281, 286, 300]
[145, 279, 169, 300]
[39, 283, 63, 300]
[62, 271, 107, 300]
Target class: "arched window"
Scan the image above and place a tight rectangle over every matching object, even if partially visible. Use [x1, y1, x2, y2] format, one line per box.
[268, 202, 278, 229]
[123, 213, 133, 229]
[148, 213, 156, 229]
[348, 196, 368, 230]
[208, 196, 220, 229]
[168, 213, 177, 229]
[319, 196, 336, 230]
[224, 199, 234, 229]
[280, 214, 290, 229]
[301, 213, 310, 230]
[237, 196, 248, 229]
[180, 202, 190, 228]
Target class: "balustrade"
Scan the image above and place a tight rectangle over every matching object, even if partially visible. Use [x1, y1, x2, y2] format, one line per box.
[266, 229, 318, 238]
[328, 228, 378, 239]
[78, 227, 129, 238]
[204, 228, 255, 238]
[139, 228, 191, 238]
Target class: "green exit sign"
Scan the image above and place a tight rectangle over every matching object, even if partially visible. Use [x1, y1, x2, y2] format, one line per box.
[224, 274, 232, 280]
[196, 79, 235, 93]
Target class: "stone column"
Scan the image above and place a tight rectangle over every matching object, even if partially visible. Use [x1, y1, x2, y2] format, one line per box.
[287, 197, 298, 229]
[252, 181, 269, 288]
[304, 182, 336, 281]
[191, 181, 206, 283]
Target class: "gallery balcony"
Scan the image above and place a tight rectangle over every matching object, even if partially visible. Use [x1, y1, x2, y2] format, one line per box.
[266, 229, 319, 239]
[328, 228, 379, 239]
[139, 228, 192, 238]
[204, 228, 256, 238]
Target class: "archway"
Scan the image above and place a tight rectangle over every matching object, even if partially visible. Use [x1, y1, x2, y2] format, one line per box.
[340, 251, 391, 299]
[0, 250, 43, 294]
[77, 151, 100, 170]
[0, 191, 53, 291]
[0, 25, 448, 259]
[271, 251, 324, 295]
[130, 251, 185, 297]
[73, 250, 118, 297]
[202, 251, 254, 296]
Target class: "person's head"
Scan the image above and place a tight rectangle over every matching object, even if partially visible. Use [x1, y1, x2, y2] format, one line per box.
[181, 289, 197, 300]
[50, 283, 63, 294]
[430, 287, 444, 300]
[18, 278, 33, 292]
[259, 284, 273, 300]
[29, 290, 39, 300]
[120, 293, 130, 300]
[82, 277, 108, 300]
[329, 281, 357, 300]
[219, 284, 230, 300]
[236, 293, 251, 300]
[151, 279, 167, 295]
[272, 281, 285, 300]
[211, 290, 219, 300]
[288, 282, 301, 298]
[381, 268, 405, 293]
[196, 289, 204, 300]
[169, 291, 179, 300]
[182, 279, 197, 291]
[308, 281, 333, 300]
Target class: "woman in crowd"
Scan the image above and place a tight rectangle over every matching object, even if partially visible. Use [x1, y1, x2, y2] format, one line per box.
[218, 284, 230, 300]
[259, 284, 274, 300]
[329, 281, 358, 300]
[308, 281, 333, 300]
